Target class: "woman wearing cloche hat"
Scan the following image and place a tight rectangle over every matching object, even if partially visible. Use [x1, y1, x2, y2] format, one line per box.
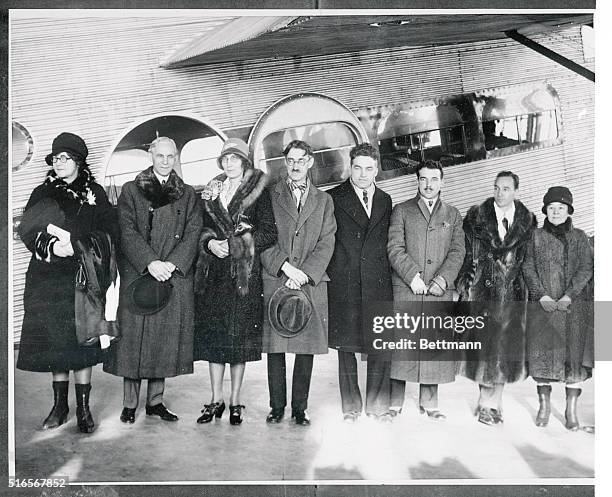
[16, 132, 118, 433]
[193, 138, 277, 425]
[523, 186, 594, 432]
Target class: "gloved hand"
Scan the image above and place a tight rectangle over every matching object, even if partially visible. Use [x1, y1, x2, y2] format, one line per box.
[539, 295, 556, 312]
[410, 273, 427, 295]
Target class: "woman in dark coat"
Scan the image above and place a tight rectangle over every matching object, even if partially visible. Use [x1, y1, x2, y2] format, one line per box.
[17, 132, 117, 433]
[194, 138, 277, 425]
[523, 186, 594, 432]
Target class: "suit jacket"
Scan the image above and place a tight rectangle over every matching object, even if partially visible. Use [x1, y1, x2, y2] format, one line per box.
[327, 179, 393, 352]
[261, 179, 336, 354]
[387, 194, 465, 384]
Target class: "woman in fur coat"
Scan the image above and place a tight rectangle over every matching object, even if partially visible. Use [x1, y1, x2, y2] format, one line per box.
[17, 132, 117, 433]
[193, 138, 277, 425]
[523, 186, 593, 432]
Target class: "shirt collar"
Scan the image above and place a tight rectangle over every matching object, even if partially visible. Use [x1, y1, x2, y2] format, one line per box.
[350, 179, 375, 198]
[154, 170, 171, 185]
[494, 200, 516, 221]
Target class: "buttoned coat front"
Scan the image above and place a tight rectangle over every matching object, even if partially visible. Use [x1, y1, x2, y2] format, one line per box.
[261, 180, 336, 354]
[103, 167, 202, 379]
[327, 179, 393, 353]
[387, 195, 465, 384]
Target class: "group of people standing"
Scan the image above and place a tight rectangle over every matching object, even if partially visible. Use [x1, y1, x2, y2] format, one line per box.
[17, 131, 593, 436]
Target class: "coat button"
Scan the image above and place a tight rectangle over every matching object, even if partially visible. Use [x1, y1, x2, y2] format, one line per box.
[487, 253, 493, 259]
[485, 279, 492, 287]
[427, 259, 432, 264]
[293, 257, 298, 262]
[148, 207, 154, 212]
[357, 233, 361, 238]
[174, 234, 180, 239]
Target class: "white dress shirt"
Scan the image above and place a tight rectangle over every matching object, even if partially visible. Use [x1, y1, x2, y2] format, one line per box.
[351, 181, 376, 218]
[493, 201, 516, 240]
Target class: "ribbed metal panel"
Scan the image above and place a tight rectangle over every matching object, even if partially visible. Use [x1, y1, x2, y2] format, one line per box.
[10, 17, 593, 341]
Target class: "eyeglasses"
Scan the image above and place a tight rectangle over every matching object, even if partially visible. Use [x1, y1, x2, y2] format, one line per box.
[220, 154, 242, 165]
[285, 157, 309, 167]
[52, 155, 74, 164]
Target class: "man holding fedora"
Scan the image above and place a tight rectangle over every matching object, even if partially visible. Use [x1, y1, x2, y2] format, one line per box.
[104, 136, 202, 423]
[327, 143, 394, 422]
[261, 139, 336, 426]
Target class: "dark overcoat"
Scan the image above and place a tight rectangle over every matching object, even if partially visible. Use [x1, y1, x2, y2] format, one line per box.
[103, 167, 202, 379]
[387, 195, 465, 384]
[327, 180, 393, 353]
[455, 198, 536, 385]
[522, 222, 593, 383]
[260, 180, 336, 354]
[17, 169, 117, 372]
[193, 169, 277, 364]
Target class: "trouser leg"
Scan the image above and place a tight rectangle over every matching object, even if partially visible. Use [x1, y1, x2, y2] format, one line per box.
[267, 353, 287, 410]
[365, 354, 391, 416]
[478, 383, 504, 410]
[123, 378, 141, 409]
[146, 378, 165, 407]
[419, 383, 439, 410]
[390, 378, 406, 410]
[338, 350, 362, 414]
[291, 354, 314, 412]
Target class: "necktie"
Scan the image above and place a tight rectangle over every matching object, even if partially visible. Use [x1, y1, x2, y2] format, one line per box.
[289, 181, 307, 210]
[502, 217, 509, 234]
[428, 200, 433, 208]
[363, 190, 368, 208]
[161, 180, 166, 186]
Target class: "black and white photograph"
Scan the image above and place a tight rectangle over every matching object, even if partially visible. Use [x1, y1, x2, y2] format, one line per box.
[5, 4, 606, 496]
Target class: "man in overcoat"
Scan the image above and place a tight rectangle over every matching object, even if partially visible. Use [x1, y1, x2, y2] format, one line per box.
[104, 137, 202, 423]
[327, 143, 393, 422]
[387, 160, 465, 419]
[455, 171, 536, 425]
[261, 140, 336, 425]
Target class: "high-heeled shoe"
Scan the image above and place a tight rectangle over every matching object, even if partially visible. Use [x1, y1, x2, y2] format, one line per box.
[196, 401, 225, 424]
[229, 405, 245, 425]
[42, 381, 69, 430]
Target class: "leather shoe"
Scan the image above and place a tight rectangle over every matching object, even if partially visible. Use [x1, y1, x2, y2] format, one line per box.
[292, 410, 310, 426]
[120, 407, 136, 424]
[197, 401, 225, 424]
[389, 408, 402, 417]
[478, 407, 502, 426]
[419, 406, 446, 420]
[266, 408, 285, 423]
[367, 413, 393, 423]
[229, 405, 245, 425]
[145, 403, 178, 422]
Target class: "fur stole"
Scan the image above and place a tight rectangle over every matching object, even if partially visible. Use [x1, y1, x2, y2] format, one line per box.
[44, 167, 97, 207]
[134, 166, 185, 208]
[196, 169, 269, 297]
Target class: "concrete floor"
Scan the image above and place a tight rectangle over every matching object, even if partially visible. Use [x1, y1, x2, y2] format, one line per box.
[12, 350, 594, 483]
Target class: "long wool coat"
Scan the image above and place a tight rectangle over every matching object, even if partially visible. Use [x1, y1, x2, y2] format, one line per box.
[17, 170, 117, 372]
[455, 198, 536, 385]
[387, 195, 465, 384]
[103, 167, 202, 379]
[327, 180, 393, 353]
[260, 180, 336, 355]
[522, 221, 593, 383]
[193, 169, 277, 364]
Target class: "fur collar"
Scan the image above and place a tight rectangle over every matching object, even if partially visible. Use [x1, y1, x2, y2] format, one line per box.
[464, 197, 536, 250]
[202, 169, 269, 235]
[134, 166, 185, 208]
[44, 167, 97, 206]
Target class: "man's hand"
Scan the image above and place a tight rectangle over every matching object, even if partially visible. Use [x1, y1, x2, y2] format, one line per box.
[410, 272, 427, 295]
[52, 240, 74, 258]
[281, 262, 309, 287]
[556, 294, 572, 312]
[539, 295, 556, 312]
[148, 260, 172, 282]
[208, 239, 229, 259]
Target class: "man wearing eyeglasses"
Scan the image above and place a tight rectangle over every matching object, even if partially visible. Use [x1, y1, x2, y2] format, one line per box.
[261, 140, 337, 425]
[387, 160, 465, 420]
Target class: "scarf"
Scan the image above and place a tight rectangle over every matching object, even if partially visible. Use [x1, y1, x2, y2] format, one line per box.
[44, 167, 97, 207]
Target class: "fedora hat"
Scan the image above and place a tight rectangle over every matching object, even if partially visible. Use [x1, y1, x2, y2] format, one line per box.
[126, 273, 173, 316]
[268, 286, 313, 338]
